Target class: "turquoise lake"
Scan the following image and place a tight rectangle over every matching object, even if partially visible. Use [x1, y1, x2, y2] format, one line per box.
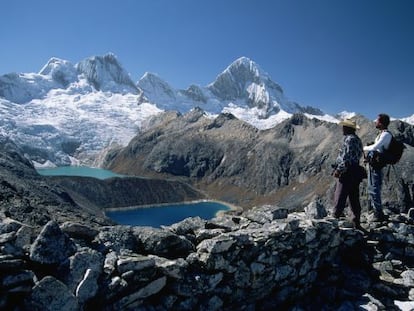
[37, 166, 230, 227]
[37, 166, 124, 179]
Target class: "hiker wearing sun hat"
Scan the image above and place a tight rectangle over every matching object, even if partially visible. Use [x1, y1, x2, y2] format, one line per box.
[332, 118, 365, 230]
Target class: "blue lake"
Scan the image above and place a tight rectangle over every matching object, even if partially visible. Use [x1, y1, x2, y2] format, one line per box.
[37, 166, 231, 227]
[106, 201, 230, 227]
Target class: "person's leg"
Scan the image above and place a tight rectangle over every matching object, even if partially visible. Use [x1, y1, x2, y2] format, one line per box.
[333, 180, 348, 218]
[368, 167, 383, 214]
[348, 181, 362, 227]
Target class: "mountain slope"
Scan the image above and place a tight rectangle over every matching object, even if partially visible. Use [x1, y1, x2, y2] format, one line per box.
[0, 135, 112, 227]
[104, 112, 414, 209]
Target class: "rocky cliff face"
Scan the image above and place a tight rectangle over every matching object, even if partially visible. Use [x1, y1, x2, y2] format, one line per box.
[48, 175, 204, 209]
[105, 111, 414, 211]
[0, 134, 205, 226]
[0, 136, 112, 227]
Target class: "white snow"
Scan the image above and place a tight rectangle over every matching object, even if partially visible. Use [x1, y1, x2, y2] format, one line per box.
[336, 111, 358, 121]
[402, 114, 414, 125]
[0, 54, 412, 166]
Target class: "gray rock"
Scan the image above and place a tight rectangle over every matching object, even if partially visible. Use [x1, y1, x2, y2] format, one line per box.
[0, 255, 25, 270]
[0, 218, 22, 234]
[95, 225, 138, 253]
[65, 248, 103, 292]
[75, 268, 100, 304]
[151, 255, 188, 279]
[197, 235, 235, 254]
[116, 254, 155, 274]
[1, 270, 35, 289]
[15, 225, 36, 251]
[401, 269, 414, 287]
[134, 226, 194, 259]
[103, 251, 118, 275]
[60, 222, 99, 240]
[0, 231, 16, 244]
[172, 273, 223, 297]
[29, 221, 77, 264]
[27, 276, 80, 311]
[305, 200, 327, 219]
[113, 276, 167, 310]
[165, 216, 206, 236]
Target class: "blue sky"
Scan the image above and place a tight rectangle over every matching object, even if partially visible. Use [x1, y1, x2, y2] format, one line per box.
[1, 0, 413, 119]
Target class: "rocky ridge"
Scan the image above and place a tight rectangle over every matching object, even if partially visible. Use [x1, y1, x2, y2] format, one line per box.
[47, 175, 204, 210]
[0, 136, 112, 228]
[105, 111, 414, 211]
[1, 130, 414, 310]
[0, 116, 414, 310]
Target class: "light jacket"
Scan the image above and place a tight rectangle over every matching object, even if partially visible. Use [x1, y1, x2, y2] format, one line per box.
[363, 130, 392, 153]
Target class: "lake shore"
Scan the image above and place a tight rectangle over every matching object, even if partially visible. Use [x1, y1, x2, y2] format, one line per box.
[104, 199, 241, 213]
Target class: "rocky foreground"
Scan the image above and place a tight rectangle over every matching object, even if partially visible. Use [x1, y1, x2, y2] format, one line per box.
[1, 202, 414, 310]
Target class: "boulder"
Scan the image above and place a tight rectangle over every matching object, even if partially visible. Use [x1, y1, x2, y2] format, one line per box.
[29, 221, 77, 265]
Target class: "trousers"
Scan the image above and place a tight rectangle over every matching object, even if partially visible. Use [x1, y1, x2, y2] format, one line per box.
[367, 166, 383, 213]
[333, 175, 362, 225]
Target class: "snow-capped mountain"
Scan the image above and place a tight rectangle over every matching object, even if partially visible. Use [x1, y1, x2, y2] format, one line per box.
[76, 54, 140, 94]
[402, 114, 414, 125]
[0, 53, 411, 167]
[0, 54, 158, 166]
[137, 57, 332, 128]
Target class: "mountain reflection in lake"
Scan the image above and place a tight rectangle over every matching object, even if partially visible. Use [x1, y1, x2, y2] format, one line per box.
[106, 201, 230, 228]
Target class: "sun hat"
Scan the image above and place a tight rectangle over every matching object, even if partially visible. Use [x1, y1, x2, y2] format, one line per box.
[338, 119, 360, 130]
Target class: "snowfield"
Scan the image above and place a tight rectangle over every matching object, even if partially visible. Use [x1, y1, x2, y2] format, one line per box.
[1, 54, 412, 167]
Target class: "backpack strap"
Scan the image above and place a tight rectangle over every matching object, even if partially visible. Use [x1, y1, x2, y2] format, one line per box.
[385, 165, 391, 183]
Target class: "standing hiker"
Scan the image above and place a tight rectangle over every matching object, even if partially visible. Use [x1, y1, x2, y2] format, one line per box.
[333, 119, 365, 229]
[363, 113, 392, 222]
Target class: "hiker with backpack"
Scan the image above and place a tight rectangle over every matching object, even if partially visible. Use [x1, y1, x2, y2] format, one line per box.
[364, 113, 393, 222]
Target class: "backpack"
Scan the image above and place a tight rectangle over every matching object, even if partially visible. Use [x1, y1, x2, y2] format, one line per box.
[365, 132, 405, 169]
[383, 133, 406, 165]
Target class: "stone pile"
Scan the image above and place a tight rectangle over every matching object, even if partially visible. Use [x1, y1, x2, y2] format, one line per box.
[1, 204, 414, 310]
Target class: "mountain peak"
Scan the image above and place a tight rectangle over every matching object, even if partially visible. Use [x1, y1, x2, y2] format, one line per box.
[39, 57, 71, 75]
[227, 56, 261, 77]
[137, 72, 176, 101]
[76, 53, 138, 93]
[39, 57, 77, 87]
[205, 57, 286, 118]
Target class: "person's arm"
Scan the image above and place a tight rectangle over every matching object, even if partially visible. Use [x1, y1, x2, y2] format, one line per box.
[363, 131, 392, 152]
